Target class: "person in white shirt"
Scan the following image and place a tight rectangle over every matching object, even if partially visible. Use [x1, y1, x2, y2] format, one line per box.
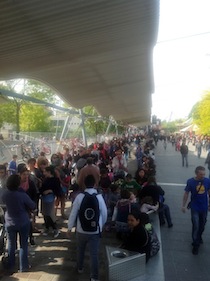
[67, 175, 107, 281]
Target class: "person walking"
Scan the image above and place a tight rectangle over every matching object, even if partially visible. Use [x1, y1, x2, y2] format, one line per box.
[40, 165, 62, 238]
[205, 149, 210, 178]
[2, 175, 36, 274]
[67, 175, 107, 281]
[182, 166, 210, 255]
[196, 140, 202, 158]
[180, 140, 189, 167]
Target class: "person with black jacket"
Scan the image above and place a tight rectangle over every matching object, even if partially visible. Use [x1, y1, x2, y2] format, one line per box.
[180, 140, 189, 167]
[121, 210, 151, 262]
[40, 165, 62, 238]
[138, 176, 173, 228]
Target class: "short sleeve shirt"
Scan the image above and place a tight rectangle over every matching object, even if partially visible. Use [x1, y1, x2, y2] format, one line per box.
[185, 177, 210, 211]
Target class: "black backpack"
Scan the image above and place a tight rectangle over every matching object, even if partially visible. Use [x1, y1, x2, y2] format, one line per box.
[79, 192, 100, 232]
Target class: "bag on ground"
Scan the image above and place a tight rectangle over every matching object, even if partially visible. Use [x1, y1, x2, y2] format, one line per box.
[147, 227, 160, 257]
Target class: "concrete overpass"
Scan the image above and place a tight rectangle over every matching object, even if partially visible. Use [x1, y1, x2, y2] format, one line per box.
[0, 0, 160, 126]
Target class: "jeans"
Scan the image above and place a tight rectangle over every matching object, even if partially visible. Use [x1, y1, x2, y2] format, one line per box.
[6, 222, 30, 272]
[181, 154, 188, 167]
[76, 232, 100, 279]
[158, 204, 172, 226]
[191, 209, 207, 247]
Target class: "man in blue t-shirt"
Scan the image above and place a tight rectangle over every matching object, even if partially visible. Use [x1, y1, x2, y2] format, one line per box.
[182, 166, 210, 255]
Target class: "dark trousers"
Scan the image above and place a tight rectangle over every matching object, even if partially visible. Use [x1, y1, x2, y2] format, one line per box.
[44, 215, 57, 230]
[159, 204, 172, 226]
[191, 209, 207, 247]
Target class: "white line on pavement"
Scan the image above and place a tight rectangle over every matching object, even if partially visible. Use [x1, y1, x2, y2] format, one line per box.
[157, 182, 185, 186]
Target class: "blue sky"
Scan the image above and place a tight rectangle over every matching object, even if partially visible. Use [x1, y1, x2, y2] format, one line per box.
[152, 0, 210, 121]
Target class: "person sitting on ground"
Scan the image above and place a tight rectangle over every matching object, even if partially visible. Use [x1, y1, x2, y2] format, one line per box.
[138, 176, 164, 205]
[120, 210, 151, 262]
[143, 156, 156, 177]
[139, 176, 173, 228]
[158, 193, 173, 228]
[122, 173, 141, 196]
[112, 148, 128, 180]
[112, 189, 139, 240]
[140, 196, 159, 214]
[135, 168, 148, 187]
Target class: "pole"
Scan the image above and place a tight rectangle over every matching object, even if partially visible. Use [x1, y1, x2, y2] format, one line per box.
[105, 117, 112, 136]
[79, 109, 87, 147]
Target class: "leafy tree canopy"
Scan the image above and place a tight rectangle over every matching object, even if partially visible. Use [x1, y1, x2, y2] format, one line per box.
[190, 91, 210, 135]
[83, 106, 108, 137]
[0, 79, 57, 132]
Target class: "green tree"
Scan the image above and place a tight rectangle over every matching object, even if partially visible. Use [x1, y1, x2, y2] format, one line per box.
[0, 101, 17, 128]
[20, 104, 53, 132]
[0, 79, 56, 133]
[0, 83, 21, 131]
[83, 106, 108, 137]
[191, 91, 210, 135]
[24, 79, 58, 104]
[161, 120, 178, 133]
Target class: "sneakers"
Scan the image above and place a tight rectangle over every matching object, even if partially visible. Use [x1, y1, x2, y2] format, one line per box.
[192, 246, 199, 255]
[53, 229, 60, 238]
[77, 268, 84, 274]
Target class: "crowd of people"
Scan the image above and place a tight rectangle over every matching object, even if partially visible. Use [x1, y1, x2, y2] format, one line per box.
[0, 133, 173, 280]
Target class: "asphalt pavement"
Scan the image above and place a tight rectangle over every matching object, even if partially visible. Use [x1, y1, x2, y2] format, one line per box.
[0, 140, 209, 281]
[155, 141, 210, 281]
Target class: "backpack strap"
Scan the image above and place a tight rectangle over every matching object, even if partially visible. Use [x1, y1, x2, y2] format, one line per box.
[95, 192, 101, 237]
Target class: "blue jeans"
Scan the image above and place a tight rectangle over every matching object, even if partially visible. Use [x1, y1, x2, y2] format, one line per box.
[159, 204, 172, 226]
[6, 222, 30, 272]
[191, 209, 207, 247]
[76, 232, 100, 279]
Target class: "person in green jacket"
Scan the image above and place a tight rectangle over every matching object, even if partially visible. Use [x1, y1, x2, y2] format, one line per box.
[122, 173, 142, 196]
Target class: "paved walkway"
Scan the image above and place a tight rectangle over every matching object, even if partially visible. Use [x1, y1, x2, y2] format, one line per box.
[0, 140, 209, 281]
[0, 200, 121, 281]
[155, 141, 210, 281]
